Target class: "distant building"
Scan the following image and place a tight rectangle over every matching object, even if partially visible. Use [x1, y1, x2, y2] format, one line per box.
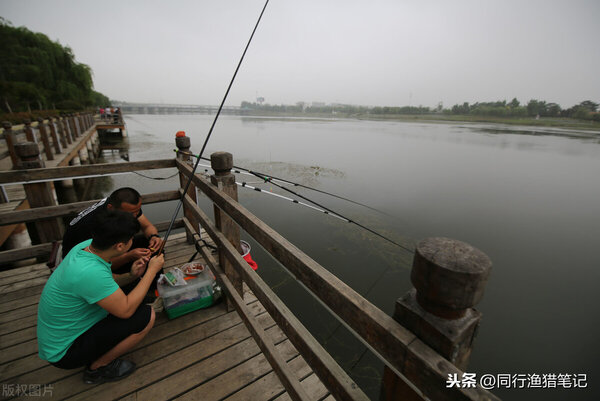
[256, 97, 265, 104]
[311, 101, 326, 107]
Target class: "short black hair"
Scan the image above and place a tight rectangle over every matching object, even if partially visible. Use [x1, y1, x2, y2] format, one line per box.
[107, 187, 141, 208]
[91, 210, 140, 250]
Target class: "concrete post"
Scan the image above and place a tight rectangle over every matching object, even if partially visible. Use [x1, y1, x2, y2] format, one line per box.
[14, 142, 64, 243]
[381, 237, 492, 400]
[210, 151, 243, 309]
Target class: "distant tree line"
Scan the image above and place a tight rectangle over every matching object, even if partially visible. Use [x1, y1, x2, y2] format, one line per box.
[0, 18, 109, 114]
[241, 101, 427, 115]
[447, 98, 599, 121]
[242, 98, 599, 122]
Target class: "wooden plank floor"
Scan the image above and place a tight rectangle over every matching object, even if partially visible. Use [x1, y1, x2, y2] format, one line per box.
[0, 232, 333, 401]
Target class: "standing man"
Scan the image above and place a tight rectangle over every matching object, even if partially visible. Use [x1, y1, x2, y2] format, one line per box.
[62, 188, 163, 279]
[38, 210, 165, 383]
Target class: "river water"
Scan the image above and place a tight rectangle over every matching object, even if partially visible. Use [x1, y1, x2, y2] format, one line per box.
[98, 114, 599, 400]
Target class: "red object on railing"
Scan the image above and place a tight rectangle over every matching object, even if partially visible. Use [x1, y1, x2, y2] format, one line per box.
[241, 240, 258, 270]
[176, 131, 186, 137]
[243, 252, 258, 271]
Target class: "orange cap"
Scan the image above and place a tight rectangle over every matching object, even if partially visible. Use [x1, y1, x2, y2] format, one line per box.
[175, 131, 186, 137]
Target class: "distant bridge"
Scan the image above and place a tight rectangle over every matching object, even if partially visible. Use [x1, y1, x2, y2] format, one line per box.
[112, 102, 241, 115]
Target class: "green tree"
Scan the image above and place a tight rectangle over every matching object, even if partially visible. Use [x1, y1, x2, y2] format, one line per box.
[0, 20, 109, 112]
[578, 100, 598, 112]
[527, 99, 547, 117]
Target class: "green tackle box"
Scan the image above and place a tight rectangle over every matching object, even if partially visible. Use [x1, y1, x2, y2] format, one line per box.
[157, 269, 216, 319]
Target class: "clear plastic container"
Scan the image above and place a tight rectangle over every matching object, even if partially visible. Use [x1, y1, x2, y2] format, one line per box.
[157, 268, 215, 318]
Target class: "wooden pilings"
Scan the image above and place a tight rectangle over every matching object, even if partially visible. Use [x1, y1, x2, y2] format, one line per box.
[210, 151, 244, 309]
[1, 113, 97, 169]
[174, 132, 244, 307]
[13, 142, 64, 243]
[381, 237, 492, 400]
[2, 121, 18, 167]
[175, 134, 198, 243]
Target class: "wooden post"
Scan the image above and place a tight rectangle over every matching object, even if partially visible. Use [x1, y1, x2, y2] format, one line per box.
[78, 114, 86, 133]
[14, 142, 64, 243]
[210, 151, 243, 308]
[86, 138, 95, 164]
[47, 117, 63, 153]
[23, 119, 36, 143]
[75, 113, 81, 136]
[2, 121, 19, 168]
[58, 116, 71, 144]
[37, 117, 54, 160]
[68, 114, 78, 138]
[64, 115, 72, 140]
[381, 237, 492, 401]
[175, 134, 198, 243]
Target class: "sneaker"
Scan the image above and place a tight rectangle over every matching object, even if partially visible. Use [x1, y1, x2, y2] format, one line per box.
[83, 359, 136, 384]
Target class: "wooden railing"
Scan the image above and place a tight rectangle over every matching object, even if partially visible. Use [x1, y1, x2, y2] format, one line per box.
[173, 144, 499, 401]
[0, 113, 97, 170]
[0, 137, 499, 400]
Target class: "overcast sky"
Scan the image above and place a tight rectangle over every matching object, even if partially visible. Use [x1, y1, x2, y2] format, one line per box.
[2, 0, 599, 108]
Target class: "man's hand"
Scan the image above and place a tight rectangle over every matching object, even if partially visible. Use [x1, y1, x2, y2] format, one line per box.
[131, 256, 149, 278]
[147, 254, 165, 276]
[148, 236, 163, 252]
[128, 247, 151, 260]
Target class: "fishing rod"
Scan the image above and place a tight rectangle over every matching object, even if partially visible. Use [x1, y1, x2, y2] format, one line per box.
[185, 155, 413, 253]
[158, 0, 270, 254]
[237, 181, 349, 222]
[174, 150, 393, 217]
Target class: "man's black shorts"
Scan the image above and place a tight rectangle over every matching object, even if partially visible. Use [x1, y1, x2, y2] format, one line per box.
[51, 305, 152, 369]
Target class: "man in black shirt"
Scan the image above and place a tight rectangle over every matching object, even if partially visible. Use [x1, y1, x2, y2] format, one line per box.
[62, 188, 163, 277]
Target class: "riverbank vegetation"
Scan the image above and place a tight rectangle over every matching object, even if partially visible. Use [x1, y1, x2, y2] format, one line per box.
[0, 18, 109, 119]
[241, 98, 600, 129]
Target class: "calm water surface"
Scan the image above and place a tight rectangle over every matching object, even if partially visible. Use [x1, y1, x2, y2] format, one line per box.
[101, 114, 599, 400]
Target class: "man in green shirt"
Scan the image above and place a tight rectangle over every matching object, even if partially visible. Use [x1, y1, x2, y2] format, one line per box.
[37, 210, 164, 383]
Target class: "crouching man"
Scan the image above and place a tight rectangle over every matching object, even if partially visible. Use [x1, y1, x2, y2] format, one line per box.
[37, 210, 164, 383]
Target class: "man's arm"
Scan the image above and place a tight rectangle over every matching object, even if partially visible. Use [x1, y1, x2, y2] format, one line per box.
[138, 214, 163, 250]
[97, 254, 164, 318]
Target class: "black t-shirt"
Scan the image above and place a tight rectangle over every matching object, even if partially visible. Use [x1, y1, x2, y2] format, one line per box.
[62, 198, 109, 258]
[61, 199, 144, 258]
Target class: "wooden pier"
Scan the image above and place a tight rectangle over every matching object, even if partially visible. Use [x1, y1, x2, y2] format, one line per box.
[0, 113, 115, 250]
[0, 232, 333, 400]
[0, 125, 500, 400]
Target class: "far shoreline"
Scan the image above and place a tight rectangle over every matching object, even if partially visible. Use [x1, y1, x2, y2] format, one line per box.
[235, 110, 600, 133]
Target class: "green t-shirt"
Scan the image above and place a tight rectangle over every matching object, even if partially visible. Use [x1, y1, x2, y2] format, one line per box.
[37, 239, 119, 362]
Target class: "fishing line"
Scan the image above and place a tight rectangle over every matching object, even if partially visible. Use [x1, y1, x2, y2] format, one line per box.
[175, 149, 412, 252]
[159, 0, 270, 253]
[174, 150, 392, 216]
[249, 170, 413, 252]
[237, 181, 349, 222]
[132, 171, 179, 180]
